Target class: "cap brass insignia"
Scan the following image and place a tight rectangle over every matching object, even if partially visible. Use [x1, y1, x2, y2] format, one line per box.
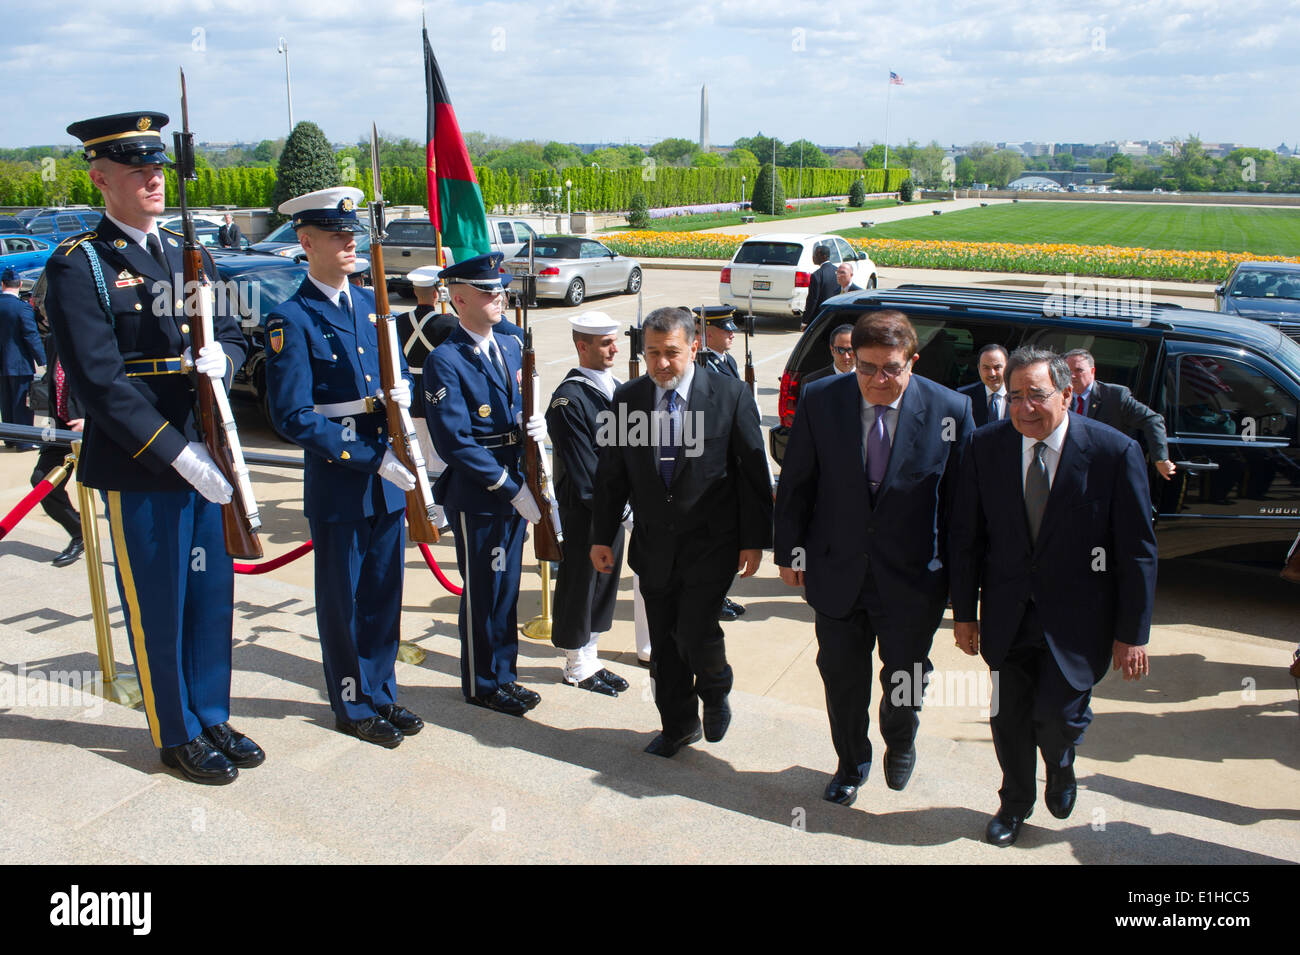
[477, 404, 491, 418]
[341, 197, 354, 212]
[137, 116, 151, 131]
[113, 239, 127, 249]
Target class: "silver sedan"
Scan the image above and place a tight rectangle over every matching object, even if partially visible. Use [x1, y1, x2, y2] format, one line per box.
[503, 236, 642, 306]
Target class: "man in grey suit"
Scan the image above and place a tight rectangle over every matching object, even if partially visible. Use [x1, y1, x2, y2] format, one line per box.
[1064, 349, 1175, 480]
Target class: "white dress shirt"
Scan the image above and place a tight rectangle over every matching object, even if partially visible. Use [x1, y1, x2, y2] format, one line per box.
[307, 273, 354, 312]
[1021, 416, 1069, 490]
[986, 386, 1008, 420]
[105, 212, 161, 252]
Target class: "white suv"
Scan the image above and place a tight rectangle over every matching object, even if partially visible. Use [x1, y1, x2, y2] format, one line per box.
[719, 233, 876, 322]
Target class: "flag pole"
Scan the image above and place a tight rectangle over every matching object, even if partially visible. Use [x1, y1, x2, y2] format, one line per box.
[883, 73, 893, 176]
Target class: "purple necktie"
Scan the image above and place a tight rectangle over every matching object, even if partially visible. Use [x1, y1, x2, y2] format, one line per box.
[867, 405, 890, 490]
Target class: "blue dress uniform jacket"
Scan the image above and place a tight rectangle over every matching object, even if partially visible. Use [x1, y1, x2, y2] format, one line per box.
[42, 216, 246, 750]
[423, 323, 528, 698]
[44, 218, 244, 490]
[264, 278, 410, 522]
[264, 277, 414, 722]
[700, 350, 739, 378]
[0, 292, 45, 374]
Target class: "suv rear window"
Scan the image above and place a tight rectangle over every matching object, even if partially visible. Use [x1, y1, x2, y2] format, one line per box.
[383, 220, 435, 243]
[734, 242, 802, 266]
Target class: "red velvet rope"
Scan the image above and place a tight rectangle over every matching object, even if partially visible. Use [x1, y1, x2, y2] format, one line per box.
[0, 479, 58, 541]
[418, 542, 463, 595]
[232, 540, 315, 574]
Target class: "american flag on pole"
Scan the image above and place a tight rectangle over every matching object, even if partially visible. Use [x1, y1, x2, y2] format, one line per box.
[889, 71, 904, 85]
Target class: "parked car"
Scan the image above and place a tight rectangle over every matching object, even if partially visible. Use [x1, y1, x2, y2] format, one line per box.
[267, 229, 370, 263]
[501, 236, 641, 306]
[249, 219, 303, 256]
[771, 284, 1300, 561]
[377, 215, 544, 296]
[0, 216, 30, 235]
[1215, 261, 1300, 343]
[24, 208, 99, 244]
[719, 233, 876, 324]
[0, 234, 53, 273]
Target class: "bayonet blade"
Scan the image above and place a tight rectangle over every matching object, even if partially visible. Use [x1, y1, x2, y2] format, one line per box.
[369, 122, 383, 202]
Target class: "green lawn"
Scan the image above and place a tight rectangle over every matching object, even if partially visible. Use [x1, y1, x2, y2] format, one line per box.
[604, 198, 916, 232]
[833, 202, 1300, 256]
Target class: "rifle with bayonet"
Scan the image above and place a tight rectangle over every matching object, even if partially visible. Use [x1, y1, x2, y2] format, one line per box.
[369, 123, 440, 543]
[175, 68, 261, 559]
[743, 290, 757, 400]
[627, 284, 643, 379]
[517, 236, 564, 561]
[696, 303, 710, 368]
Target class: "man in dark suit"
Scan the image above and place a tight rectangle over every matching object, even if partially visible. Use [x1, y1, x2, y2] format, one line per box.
[1064, 348, 1175, 480]
[217, 213, 243, 249]
[801, 323, 856, 387]
[265, 186, 425, 749]
[0, 267, 45, 448]
[800, 244, 838, 330]
[46, 111, 259, 784]
[834, 263, 862, 296]
[950, 347, 1157, 847]
[775, 310, 974, 805]
[957, 343, 1009, 428]
[590, 306, 772, 757]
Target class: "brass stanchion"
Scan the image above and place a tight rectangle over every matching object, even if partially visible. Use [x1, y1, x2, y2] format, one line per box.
[71, 441, 142, 709]
[397, 641, 427, 665]
[521, 561, 553, 641]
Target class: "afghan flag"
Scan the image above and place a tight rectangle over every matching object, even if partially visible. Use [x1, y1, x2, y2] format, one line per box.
[424, 26, 491, 266]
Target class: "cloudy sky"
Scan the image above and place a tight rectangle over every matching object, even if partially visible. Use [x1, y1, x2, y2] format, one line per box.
[9, 0, 1297, 151]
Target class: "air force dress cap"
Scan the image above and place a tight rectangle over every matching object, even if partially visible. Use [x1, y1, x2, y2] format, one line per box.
[439, 251, 510, 290]
[408, 266, 442, 288]
[279, 187, 368, 232]
[67, 112, 172, 165]
[569, 311, 620, 336]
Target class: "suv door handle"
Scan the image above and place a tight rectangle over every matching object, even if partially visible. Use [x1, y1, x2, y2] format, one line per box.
[1174, 460, 1220, 472]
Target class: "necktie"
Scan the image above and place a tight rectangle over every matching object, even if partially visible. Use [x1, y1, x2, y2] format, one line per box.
[658, 391, 680, 486]
[1025, 441, 1050, 544]
[867, 405, 890, 490]
[488, 342, 510, 394]
[1075, 394, 1086, 415]
[54, 359, 69, 422]
[988, 392, 1002, 420]
[145, 232, 168, 274]
[340, 291, 355, 323]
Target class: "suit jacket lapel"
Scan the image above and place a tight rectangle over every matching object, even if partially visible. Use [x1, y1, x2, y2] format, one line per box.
[879, 380, 924, 496]
[1035, 419, 1089, 552]
[1002, 424, 1034, 553]
[672, 367, 712, 487]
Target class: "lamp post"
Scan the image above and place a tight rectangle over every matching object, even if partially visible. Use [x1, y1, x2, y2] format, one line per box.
[565, 178, 572, 233]
[741, 174, 746, 207]
[276, 37, 294, 134]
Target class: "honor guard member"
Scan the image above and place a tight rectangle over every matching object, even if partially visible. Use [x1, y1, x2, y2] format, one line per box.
[423, 252, 548, 717]
[44, 112, 262, 784]
[264, 186, 424, 749]
[546, 312, 631, 696]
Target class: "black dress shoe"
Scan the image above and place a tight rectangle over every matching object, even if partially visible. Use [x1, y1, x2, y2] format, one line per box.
[985, 807, 1033, 847]
[702, 697, 731, 742]
[823, 772, 862, 806]
[467, 688, 528, 717]
[502, 682, 541, 710]
[644, 724, 703, 758]
[883, 745, 916, 791]
[52, 538, 84, 568]
[160, 736, 238, 784]
[636, 656, 651, 669]
[596, 668, 629, 692]
[203, 721, 265, 768]
[1045, 766, 1077, 819]
[724, 597, 746, 616]
[378, 703, 424, 735]
[335, 715, 403, 748]
[718, 602, 739, 622]
[565, 673, 618, 696]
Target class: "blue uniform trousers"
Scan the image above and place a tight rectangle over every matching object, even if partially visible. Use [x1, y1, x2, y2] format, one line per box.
[103, 488, 233, 749]
[0, 375, 34, 446]
[444, 504, 526, 699]
[309, 509, 405, 722]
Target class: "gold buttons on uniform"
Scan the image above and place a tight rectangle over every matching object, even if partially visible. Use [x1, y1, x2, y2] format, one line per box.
[365, 375, 372, 382]
[357, 347, 364, 354]
[341, 451, 351, 460]
[332, 354, 338, 360]
[478, 404, 491, 418]
[134, 303, 142, 311]
[181, 323, 190, 334]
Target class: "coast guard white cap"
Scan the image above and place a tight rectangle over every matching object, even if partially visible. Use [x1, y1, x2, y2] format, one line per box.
[279, 186, 367, 232]
[409, 266, 441, 287]
[569, 311, 620, 336]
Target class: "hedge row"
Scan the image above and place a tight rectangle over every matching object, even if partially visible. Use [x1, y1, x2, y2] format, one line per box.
[0, 161, 909, 214]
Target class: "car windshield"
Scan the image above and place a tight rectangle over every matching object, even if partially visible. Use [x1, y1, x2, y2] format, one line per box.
[514, 241, 577, 259]
[383, 221, 434, 242]
[733, 242, 803, 266]
[1273, 334, 1300, 384]
[260, 220, 299, 243]
[218, 265, 307, 324]
[1229, 270, 1300, 300]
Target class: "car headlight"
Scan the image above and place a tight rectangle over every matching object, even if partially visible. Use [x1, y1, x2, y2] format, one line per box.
[274, 248, 295, 257]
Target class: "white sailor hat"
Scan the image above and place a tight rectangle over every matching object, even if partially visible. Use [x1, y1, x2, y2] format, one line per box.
[279, 186, 367, 232]
[569, 311, 620, 336]
[409, 266, 442, 287]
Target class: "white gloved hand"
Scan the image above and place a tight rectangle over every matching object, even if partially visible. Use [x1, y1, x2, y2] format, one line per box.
[183, 343, 227, 380]
[525, 413, 547, 443]
[386, 380, 411, 410]
[621, 505, 633, 534]
[172, 441, 234, 504]
[511, 486, 541, 524]
[379, 450, 416, 491]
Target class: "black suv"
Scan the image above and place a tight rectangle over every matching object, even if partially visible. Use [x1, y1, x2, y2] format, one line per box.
[773, 285, 1300, 560]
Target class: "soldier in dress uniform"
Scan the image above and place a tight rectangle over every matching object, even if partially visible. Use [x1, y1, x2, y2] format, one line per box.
[422, 252, 547, 717]
[44, 111, 262, 784]
[263, 187, 424, 749]
[546, 312, 631, 696]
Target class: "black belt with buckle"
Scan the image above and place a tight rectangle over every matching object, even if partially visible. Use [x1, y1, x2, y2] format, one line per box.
[476, 428, 522, 449]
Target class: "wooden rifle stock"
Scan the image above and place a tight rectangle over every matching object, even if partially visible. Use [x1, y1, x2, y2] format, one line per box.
[516, 293, 564, 561]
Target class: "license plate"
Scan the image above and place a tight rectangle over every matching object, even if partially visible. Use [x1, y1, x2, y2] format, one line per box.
[511, 265, 529, 276]
[753, 280, 770, 291]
